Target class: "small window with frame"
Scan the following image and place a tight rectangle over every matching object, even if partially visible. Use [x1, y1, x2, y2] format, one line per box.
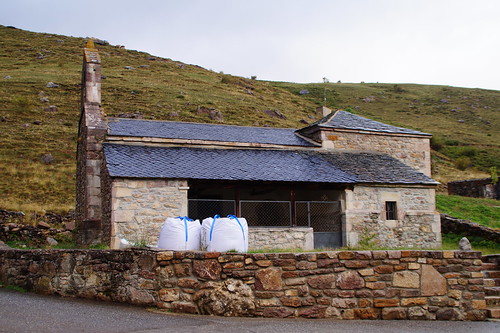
[385, 201, 398, 220]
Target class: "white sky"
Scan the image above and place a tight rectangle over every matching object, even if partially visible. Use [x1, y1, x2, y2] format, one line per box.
[2, 0, 500, 90]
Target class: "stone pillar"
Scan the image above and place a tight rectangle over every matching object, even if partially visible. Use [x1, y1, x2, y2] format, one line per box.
[76, 40, 107, 245]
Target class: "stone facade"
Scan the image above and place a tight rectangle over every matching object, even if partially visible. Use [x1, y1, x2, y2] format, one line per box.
[248, 227, 314, 251]
[345, 186, 440, 248]
[319, 130, 431, 176]
[0, 249, 488, 320]
[108, 178, 188, 248]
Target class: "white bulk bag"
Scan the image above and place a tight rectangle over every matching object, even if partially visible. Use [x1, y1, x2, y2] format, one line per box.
[201, 215, 248, 253]
[158, 216, 201, 251]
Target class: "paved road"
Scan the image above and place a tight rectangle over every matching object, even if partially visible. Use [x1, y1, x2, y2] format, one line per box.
[1, 288, 499, 333]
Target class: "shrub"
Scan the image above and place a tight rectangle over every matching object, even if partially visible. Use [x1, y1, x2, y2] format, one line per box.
[460, 146, 478, 157]
[491, 167, 498, 184]
[455, 156, 472, 170]
[430, 136, 445, 151]
[12, 96, 31, 112]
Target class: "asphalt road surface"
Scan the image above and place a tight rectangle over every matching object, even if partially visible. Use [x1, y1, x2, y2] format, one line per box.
[1, 288, 499, 333]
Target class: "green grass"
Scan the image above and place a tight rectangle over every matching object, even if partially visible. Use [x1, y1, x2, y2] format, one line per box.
[436, 194, 500, 229]
[0, 25, 499, 213]
[442, 232, 500, 255]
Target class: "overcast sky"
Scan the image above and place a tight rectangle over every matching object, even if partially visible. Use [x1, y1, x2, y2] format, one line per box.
[2, 0, 499, 90]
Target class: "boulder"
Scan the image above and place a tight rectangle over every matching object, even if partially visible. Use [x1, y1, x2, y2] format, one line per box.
[194, 279, 255, 316]
[459, 237, 472, 251]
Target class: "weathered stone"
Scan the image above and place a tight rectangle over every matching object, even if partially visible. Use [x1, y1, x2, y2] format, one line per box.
[336, 271, 364, 289]
[178, 278, 200, 289]
[382, 307, 407, 320]
[46, 237, 58, 246]
[401, 297, 427, 306]
[159, 288, 179, 302]
[172, 302, 198, 314]
[374, 299, 399, 307]
[157, 251, 174, 261]
[374, 265, 394, 274]
[128, 287, 155, 305]
[331, 298, 357, 308]
[421, 264, 446, 296]
[262, 307, 294, 318]
[459, 237, 472, 251]
[193, 260, 221, 280]
[308, 274, 336, 289]
[194, 279, 255, 316]
[255, 260, 272, 267]
[37, 221, 51, 229]
[436, 308, 462, 320]
[255, 267, 282, 291]
[280, 296, 301, 307]
[298, 306, 327, 318]
[408, 306, 427, 319]
[393, 271, 420, 288]
[354, 308, 380, 319]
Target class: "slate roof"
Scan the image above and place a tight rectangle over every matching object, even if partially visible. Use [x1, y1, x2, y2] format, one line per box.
[107, 118, 315, 147]
[305, 110, 431, 136]
[317, 151, 438, 184]
[104, 143, 438, 185]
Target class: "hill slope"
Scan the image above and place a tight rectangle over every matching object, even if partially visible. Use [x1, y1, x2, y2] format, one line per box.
[0, 25, 498, 212]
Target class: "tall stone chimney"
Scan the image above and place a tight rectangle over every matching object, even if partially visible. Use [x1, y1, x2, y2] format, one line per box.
[76, 40, 108, 245]
[317, 106, 332, 117]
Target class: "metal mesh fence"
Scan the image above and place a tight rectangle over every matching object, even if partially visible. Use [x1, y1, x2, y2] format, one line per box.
[188, 199, 340, 231]
[240, 200, 291, 227]
[188, 199, 236, 221]
[296, 201, 341, 232]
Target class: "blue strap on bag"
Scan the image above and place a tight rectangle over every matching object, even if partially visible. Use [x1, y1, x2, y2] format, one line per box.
[176, 216, 193, 243]
[227, 215, 246, 241]
[209, 214, 220, 241]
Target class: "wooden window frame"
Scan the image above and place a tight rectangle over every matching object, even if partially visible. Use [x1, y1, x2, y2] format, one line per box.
[385, 201, 398, 220]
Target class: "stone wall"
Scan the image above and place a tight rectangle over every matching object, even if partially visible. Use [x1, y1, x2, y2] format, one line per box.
[0, 249, 487, 320]
[448, 178, 500, 200]
[248, 227, 314, 251]
[110, 178, 188, 248]
[345, 186, 441, 248]
[321, 130, 431, 176]
[441, 214, 500, 243]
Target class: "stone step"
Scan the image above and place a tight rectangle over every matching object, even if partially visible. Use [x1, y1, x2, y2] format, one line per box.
[486, 296, 500, 307]
[488, 308, 500, 319]
[485, 287, 500, 296]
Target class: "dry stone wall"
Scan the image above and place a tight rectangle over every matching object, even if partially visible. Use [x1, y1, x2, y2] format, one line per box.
[0, 249, 487, 320]
[345, 186, 441, 248]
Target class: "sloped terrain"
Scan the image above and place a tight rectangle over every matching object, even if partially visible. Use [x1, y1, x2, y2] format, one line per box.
[0, 25, 498, 212]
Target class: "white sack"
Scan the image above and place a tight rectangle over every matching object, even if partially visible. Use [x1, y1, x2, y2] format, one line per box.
[201, 215, 248, 252]
[158, 216, 201, 251]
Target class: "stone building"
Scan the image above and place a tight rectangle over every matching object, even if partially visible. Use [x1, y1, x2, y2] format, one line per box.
[76, 42, 441, 250]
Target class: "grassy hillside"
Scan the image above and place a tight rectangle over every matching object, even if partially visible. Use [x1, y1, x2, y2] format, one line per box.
[0, 25, 499, 213]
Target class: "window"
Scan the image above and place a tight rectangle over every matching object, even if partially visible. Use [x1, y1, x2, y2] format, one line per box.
[385, 201, 398, 220]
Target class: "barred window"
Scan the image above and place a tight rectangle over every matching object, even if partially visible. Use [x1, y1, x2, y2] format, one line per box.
[385, 201, 398, 220]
